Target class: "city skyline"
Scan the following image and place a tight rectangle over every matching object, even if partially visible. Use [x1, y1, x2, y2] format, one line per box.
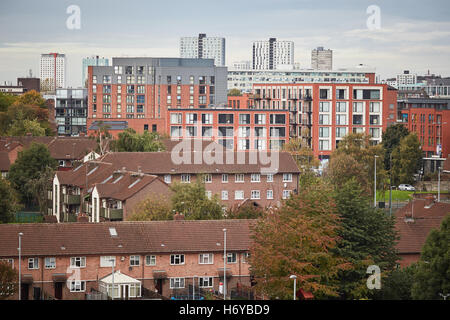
[1, 0, 450, 87]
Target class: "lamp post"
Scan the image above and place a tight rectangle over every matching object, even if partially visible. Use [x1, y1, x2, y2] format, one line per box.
[389, 153, 393, 216]
[438, 167, 442, 202]
[18, 232, 23, 301]
[109, 258, 115, 300]
[374, 155, 379, 208]
[290, 275, 297, 300]
[223, 228, 227, 300]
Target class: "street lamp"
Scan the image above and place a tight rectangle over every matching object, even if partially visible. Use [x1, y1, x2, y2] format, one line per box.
[18, 232, 23, 301]
[223, 228, 227, 300]
[389, 153, 393, 216]
[374, 155, 379, 208]
[438, 167, 442, 202]
[289, 275, 297, 300]
[109, 258, 115, 300]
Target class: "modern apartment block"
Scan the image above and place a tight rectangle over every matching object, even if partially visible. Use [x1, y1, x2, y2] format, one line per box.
[252, 83, 398, 159]
[227, 67, 377, 93]
[0, 219, 253, 300]
[252, 38, 294, 70]
[82, 56, 109, 87]
[55, 88, 88, 136]
[397, 98, 450, 158]
[231, 60, 252, 70]
[40, 53, 66, 92]
[180, 33, 226, 66]
[86, 57, 228, 137]
[167, 108, 290, 151]
[396, 70, 417, 85]
[311, 47, 333, 70]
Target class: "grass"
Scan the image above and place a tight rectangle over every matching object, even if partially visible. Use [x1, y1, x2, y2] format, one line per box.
[376, 190, 450, 202]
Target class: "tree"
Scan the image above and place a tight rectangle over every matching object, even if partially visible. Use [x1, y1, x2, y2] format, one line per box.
[7, 143, 57, 206]
[374, 264, 417, 300]
[92, 121, 111, 156]
[126, 196, 173, 221]
[26, 166, 55, 214]
[0, 92, 17, 112]
[0, 177, 21, 223]
[111, 128, 165, 152]
[7, 118, 46, 136]
[250, 180, 351, 299]
[381, 123, 410, 171]
[326, 153, 370, 194]
[228, 88, 242, 96]
[0, 261, 18, 299]
[282, 138, 319, 187]
[170, 177, 224, 220]
[226, 203, 264, 219]
[329, 133, 386, 196]
[411, 214, 450, 300]
[13, 90, 47, 108]
[391, 133, 423, 186]
[332, 178, 399, 299]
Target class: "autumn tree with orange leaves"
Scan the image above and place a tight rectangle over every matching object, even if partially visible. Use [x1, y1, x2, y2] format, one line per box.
[249, 180, 351, 299]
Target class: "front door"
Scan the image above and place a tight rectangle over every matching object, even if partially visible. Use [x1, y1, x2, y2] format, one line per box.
[155, 279, 163, 296]
[121, 285, 129, 300]
[54, 282, 63, 300]
[21, 284, 29, 300]
[33, 287, 41, 300]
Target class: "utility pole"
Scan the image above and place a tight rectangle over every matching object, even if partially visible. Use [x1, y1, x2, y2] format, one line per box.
[374, 155, 379, 208]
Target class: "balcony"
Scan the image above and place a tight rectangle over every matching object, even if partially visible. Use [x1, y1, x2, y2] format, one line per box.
[63, 194, 81, 205]
[62, 213, 77, 223]
[100, 208, 123, 220]
[302, 95, 312, 101]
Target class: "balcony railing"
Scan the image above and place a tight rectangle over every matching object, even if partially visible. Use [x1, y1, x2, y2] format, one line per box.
[100, 208, 123, 220]
[63, 194, 81, 205]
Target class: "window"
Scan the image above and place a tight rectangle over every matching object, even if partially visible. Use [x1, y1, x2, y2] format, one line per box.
[69, 280, 86, 292]
[70, 257, 86, 268]
[251, 190, 260, 199]
[221, 190, 228, 200]
[266, 174, 274, 182]
[203, 174, 212, 183]
[114, 65, 122, 74]
[170, 278, 185, 289]
[336, 89, 346, 99]
[353, 115, 363, 125]
[270, 114, 285, 124]
[370, 128, 380, 138]
[370, 115, 380, 125]
[283, 173, 293, 182]
[202, 127, 212, 137]
[239, 114, 250, 124]
[100, 256, 116, 267]
[353, 102, 364, 113]
[319, 114, 330, 125]
[28, 258, 39, 270]
[319, 127, 330, 138]
[235, 190, 244, 200]
[164, 175, 171, 184]
[270, 127, 286, 137]
[199, 253, 213, 264]
[319, 102, 330, 112]
[170, 113, 182, 124]
[242, 252, 250, 263]
[125, 66, 134, 74]
[267, 190, 274, 199]
[186, 126, 197, 137]
[129, 283, 141, 298]
[170, 254, 185, 265]
[181, 174, 191, 183]
[130, 255, 140, 266]
[146, 255, 156, 266]
[227, 253, 237, 263]
[251, 173, 260, 182]
[336, 101, 347, 113]
[336, 114, 347, 125]
[336, 127, 347, 138]
[319, 88, 329, 99]
[319, 140, 330, 151]
[370, 102, 380, 113]
[171, 126, 182, 137]
[238, 127, 250, 138]
[255, 114, 266, 125]
[282, 190, 292, 199]
[235, 174, 244, 183]
[218, 114, 233, 124]
[186, 113, 198, 124]
[222, 174, 228, 183]
[199, 277, 213, 288]
[202, 113, 213, 124]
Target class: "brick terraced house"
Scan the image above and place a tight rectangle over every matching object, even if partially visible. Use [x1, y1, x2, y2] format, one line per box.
[0, 219, 254, 300]
[50, 147, 300, 222]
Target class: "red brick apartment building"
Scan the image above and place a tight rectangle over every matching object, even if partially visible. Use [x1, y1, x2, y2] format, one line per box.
[86, 57, 227, 138]
[394, 194, 450, 267]
[251, 83, 398, 159]
[51, 149, 300, 223]
[0, 219, 254, 300]
[397, 98, 450, 158]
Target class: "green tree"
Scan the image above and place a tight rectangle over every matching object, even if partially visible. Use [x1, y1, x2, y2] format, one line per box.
[111, 128, 165, 152]
[170, 177, 224, 220]
[0, 261, 18, 299]
[7, 143, 58, 206]
[126, 196, 173, 221]
[7, 118, 46, 136]
[0, 177, 22, 223]
[0, 92, 17, 112]
[332, 178, 399, 299]
[250, 180, 351, 299]
[375, 264, 417, 300]
[26, 166, 55, 214]
[228, 88, 242, 96]
[226, 203, 264, 219]
[391, 133, 423, 186]
[14, 90, 47, 108]
[381, 123, 410, 171]
[326, 153, 370, 195]
[411, 214, 450, 300]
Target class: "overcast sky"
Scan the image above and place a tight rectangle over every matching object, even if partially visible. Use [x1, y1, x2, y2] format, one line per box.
[1, 0, 450, 87]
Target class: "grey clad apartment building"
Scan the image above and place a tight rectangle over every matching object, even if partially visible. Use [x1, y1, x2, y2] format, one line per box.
[55, 88, 88, 136]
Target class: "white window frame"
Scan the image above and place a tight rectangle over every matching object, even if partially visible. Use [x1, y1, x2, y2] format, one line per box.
[283, 173, 293, 182]
[282, 190, 292, 199]
[235, 174, 244, 183]
[251, 190, 260, 200]
[145, 255, 156, 266]
[130, 255, 140, 266]
[181, 174, 191, 183]
[227, 253, 237, 264]
[28, 257, 39, 270]
[222, 174, 228, 183]
[199, 253, 214, 265]
[44, 257, 56, 269]
[70, 257, 86, 268]
[170, 254, 185, 265]
[235, 190, 244, 200]
[170, 277, 185, 289]
[199, 277, 214, 288]
[221, 190, 228, 200]
[266, 174, 274, 182]
[250, 173, 261, 183]
[267, 190, 274, 200]
[100, 256, 116, 268]
[69, 280, 86, 292]
[203, 174, 212, 183]
[164, 174, 171, 184]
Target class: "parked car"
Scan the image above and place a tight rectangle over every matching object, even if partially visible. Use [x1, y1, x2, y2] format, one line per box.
[398, 184, 415, 191]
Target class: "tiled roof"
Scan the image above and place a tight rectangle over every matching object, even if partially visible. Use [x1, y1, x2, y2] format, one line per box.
[395, 198, 450, 254]
[0, 219, 255, 257]
[0, 151, 10, 171]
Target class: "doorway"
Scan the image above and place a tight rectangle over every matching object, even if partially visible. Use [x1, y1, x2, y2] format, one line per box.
[54, 282, 63, 300]
[155, 279, 163, 296]
[120, 284, 129, 300]
[20, 284, 29, 300]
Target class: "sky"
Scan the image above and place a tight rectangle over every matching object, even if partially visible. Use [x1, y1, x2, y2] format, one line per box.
[1, 0, 450, 87]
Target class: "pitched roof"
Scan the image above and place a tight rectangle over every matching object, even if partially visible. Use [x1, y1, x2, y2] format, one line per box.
[47, 137, 97, 160]
[0, 219, 255, 258]
[0, 151, 10, 171]
[395, 198, 450, 254]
